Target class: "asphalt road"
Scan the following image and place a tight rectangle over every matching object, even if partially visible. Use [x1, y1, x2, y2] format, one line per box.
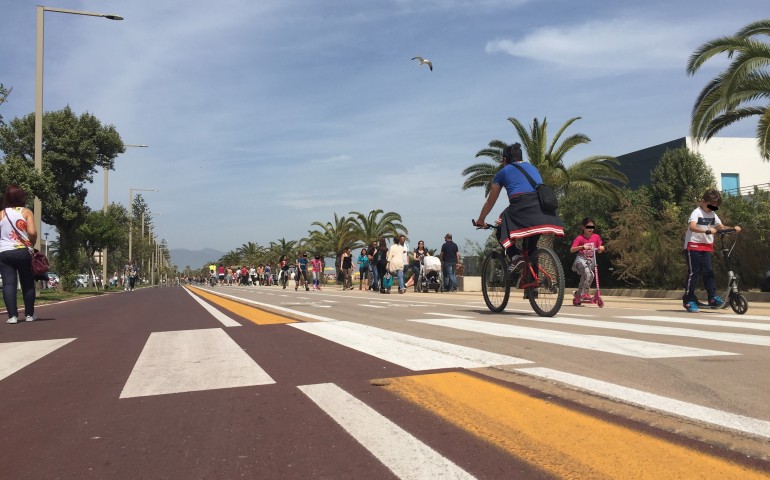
[1, 284, 769, 479]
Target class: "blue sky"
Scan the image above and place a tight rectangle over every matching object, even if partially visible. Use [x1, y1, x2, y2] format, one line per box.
[1, 0, 764, 259]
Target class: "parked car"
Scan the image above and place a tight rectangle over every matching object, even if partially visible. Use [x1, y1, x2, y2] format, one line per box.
[46, 272, 59, 289]
[75, 274, 89, 288]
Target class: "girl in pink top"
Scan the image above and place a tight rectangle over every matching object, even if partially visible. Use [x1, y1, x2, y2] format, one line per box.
[570, 217, 605, 305]
[310, 255, 324, 290]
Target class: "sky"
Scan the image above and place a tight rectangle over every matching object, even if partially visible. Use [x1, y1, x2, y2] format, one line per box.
[1, 0, 764, 261]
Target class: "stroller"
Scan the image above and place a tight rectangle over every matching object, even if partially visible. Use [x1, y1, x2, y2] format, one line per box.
[417, 255, 443, 293]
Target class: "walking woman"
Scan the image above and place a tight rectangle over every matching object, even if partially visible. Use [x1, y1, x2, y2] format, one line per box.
[0, 185, 37, 323]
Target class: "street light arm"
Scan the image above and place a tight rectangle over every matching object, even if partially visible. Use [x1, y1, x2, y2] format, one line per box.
[41, 7, 123, 20]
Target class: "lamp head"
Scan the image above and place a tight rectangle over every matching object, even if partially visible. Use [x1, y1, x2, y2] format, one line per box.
[104, 14, 123, 20]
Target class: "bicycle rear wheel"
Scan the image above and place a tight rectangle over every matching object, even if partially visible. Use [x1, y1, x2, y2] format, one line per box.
[482, 251, 510, 312]
[528, 248, 565, 317]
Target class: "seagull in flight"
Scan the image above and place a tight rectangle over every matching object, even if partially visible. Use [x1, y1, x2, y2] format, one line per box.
[412, 56, 433, 71]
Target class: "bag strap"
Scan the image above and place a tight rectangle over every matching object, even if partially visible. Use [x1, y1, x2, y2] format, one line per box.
[510, 163, 539, 189]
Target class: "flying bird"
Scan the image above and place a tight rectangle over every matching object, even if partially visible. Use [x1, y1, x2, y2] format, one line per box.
[411, 56, 433, 71]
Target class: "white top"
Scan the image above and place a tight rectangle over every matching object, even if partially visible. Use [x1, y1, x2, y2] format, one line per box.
[0, 208, 32, 252]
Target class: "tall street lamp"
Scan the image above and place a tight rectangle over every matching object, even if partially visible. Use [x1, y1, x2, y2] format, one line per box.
[102, 144, 147, 287]
[128, 187, 158, 262]
[34, 6, 123, 250]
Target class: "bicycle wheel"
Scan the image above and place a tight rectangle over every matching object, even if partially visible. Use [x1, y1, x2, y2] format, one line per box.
[481, 251, 510, 312]
[729, 294, 748, 314]
[528, 248, 565, 317]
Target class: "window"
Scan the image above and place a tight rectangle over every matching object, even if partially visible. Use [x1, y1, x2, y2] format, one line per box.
[721, 173, 739, 196]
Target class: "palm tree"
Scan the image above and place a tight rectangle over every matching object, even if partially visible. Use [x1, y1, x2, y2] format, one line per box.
[349, 209, 408, 245]
[237, 241, 264, 266]
[687, 19, 770, 160]
[462, 140, 506, 196]
[268, 238, 298, 263]
[507, 117, 628, 202]
[307, 213, 356, 260]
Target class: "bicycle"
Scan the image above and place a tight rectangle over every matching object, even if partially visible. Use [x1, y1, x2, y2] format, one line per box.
[473, 220, 565, 317]
[696, 228, 748, 314]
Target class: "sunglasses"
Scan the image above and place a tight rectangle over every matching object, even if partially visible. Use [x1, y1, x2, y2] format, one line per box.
[584, 225, 595, 229]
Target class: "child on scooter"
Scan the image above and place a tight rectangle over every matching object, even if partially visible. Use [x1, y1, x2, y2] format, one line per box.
[570, 217, 605, 306]
[682, 189, 741, 313]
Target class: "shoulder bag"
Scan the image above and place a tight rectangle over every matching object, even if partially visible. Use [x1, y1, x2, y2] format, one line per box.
[510, 163, 559, 213]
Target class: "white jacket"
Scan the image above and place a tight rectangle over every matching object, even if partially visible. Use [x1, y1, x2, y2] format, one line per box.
[386, 244, 406, 271]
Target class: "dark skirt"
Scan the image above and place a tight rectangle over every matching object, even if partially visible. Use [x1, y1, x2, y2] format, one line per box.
[499, 192, 564, 249]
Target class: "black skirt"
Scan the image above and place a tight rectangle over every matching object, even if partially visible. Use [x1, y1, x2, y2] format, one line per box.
[499, 192, 564, 249]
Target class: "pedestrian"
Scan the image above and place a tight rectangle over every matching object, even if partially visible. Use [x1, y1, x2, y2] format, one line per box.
[387, 235, 407, 294]
[340, 247, 354, 290]
[128, 261, 139, 291]
[682, 189, 741, 313]
[278, 255, 289, 288]
[374, 238, 389, 293]
[407, 240, 427, 291]
[310, 255, 324, 290]
[474, 142, 564, 275]
[0, 185, 37, 323]
[570, 217, 605, 306]
[217, 263, 225, 285]
[368, 240, 379, 291]
[296, 252, 310, 291]
[357, 248, 370, 290]
[439, 233, 460, 292]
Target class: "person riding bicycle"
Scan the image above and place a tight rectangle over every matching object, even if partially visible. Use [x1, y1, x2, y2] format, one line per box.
[474, 142, 564, 272]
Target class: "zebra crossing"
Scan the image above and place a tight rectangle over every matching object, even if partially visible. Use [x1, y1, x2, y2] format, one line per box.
[2, 287, 769, 479]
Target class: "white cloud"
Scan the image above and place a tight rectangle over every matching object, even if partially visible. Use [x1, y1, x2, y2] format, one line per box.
[486, 19, 699, 73]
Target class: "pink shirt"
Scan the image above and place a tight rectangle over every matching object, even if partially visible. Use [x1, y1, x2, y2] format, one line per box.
[310, 258, 323, 272]
[571, 233, 602, 260]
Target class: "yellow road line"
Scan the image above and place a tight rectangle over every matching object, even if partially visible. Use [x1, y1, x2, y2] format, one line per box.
[384, 372, 769, 480]
[187, 287, 296, 325]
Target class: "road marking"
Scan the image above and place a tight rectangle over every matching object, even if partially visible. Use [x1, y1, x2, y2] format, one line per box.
[0, 338, 75, 382]
[120, 329, 275, 398]
[411, 318, 736, 358]
[188, 286, 295, 325]
[298, 383, 475, 480]
[384, 372, 770, 478]
[191, 287, 338, 322]
[515, 367, 770, 440]
[184, 288, 241, 327]
[290, 321, 531, 370]
[621, 315, 770, 331]
[515, 316, 770, 346]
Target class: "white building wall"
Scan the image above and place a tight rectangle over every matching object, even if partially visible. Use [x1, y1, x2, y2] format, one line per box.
[686, 137, 770, 194]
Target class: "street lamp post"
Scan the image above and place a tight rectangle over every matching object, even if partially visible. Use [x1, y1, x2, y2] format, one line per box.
[44, 232, 49, 256]
[102, 144, 147, 289]
[128, 188, 158, 263]
[34, 6, 123, 250]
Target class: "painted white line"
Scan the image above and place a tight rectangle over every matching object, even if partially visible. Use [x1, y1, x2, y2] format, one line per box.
[0, 338, 75, 382]
[621, 315, 770, 332]
[515, 367, 770, 439]
[184, 288, 241, 327]
[411, 318, 736, 359]
[290, 321, 531, 370]
[424, 312, 475, 319]
[120, 328, 274, 398]
[298, 383, 476, 479]
[362, 305, 386, 309]
[516, 316, 770, 346]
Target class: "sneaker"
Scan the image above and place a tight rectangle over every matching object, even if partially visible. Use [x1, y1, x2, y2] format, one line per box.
[507, 255, 524, 273]
[581, 293, 592, 301]
[7, 316, 18, 324]
[709, 296, 724, 307]
[573, 293, 582, 306]
[25, 315, 36, 322]
[684, 302, 699, 313]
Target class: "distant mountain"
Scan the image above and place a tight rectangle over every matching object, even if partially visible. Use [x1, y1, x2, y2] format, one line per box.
[170, 248, 224, 270]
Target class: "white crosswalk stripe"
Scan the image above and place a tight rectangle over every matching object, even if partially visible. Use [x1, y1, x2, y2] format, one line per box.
[299, 383, 476, 480]
[409, 317, 737, 358]
[621, 315, 770, 331]
[290, 321, 532, 370]
[0, 338, 75, 381]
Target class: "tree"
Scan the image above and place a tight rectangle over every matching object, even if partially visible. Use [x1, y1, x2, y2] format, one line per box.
[349, 209, 408, 246]
[462, 140, 506, 195]
[507, 116, 628, 202]
[687, 19, 770, 160]
[0, 84, 11, 126]
[649, 147, 716, 213]
[237, 242, 264, 266]
[0, 106, 124, 290]
[306, 213, 356, 262]
[78, 210, 124, 287]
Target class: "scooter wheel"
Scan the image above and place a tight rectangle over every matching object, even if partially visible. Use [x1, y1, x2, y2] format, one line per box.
[596, 297, 604, 308]
[729, 294, 748, 314]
